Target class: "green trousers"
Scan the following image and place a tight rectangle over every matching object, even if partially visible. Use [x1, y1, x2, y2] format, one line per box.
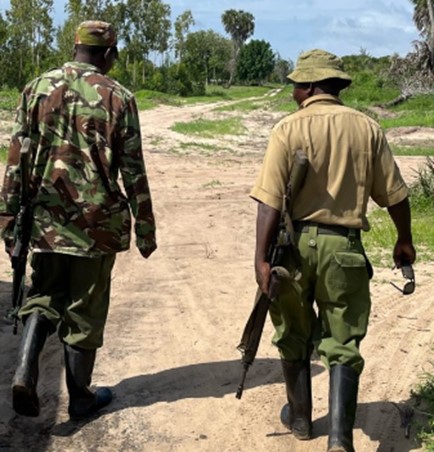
[19, 252, 116, 349]
[269, 225, 371, 375]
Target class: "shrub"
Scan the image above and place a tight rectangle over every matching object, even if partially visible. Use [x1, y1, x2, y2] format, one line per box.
[410, 157, 434, 211]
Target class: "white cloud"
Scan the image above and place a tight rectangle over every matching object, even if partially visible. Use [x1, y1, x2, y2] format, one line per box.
[0, 0, 421, 59]
[170, 0, 419, 59]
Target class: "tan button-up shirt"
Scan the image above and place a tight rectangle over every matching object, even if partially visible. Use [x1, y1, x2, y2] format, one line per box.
[250, 94, 408, 231]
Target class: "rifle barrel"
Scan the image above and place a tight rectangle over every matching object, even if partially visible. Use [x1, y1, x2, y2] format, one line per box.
[235, 364, 249, 399]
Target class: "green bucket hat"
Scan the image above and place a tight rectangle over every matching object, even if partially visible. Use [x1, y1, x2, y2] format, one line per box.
[287, 49, 352, 87]
[75, 20, 117, 47]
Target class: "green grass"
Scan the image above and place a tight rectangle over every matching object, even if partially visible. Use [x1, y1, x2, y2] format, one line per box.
[214, 99, 266, 112]
[170, 117, 246, 137]
[134, 89, 183, 110]
[379, 94, 434, 129]
[0, 89, 19, 111]
[134, 85, 279, 109]
[380, 112, 434, 129]
[364, 158, 434, 266]
[265, 85, 434, 129]
[178, 84, 277, 105]
[269, 85, 298, 113]
[267, 80, 402, 113]
[363, 207, 434, 267]
[409, 365, 434, 450]
[0, 145, 7, 163]
[391, 94, 434, 111]
[391, 145, 434, 156]
[341, 73, 400, 107]
[135, 85, 268, 108]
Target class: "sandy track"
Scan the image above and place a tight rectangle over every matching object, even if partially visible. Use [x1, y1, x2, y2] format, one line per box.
[0, 100, 432, 451]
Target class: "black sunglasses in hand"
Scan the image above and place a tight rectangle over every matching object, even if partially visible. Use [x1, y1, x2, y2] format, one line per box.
[390, 262, 415, 295]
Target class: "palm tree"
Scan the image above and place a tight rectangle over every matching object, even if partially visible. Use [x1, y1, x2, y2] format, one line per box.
[410, 0, 434, 69]
[221, 9, 254, 87]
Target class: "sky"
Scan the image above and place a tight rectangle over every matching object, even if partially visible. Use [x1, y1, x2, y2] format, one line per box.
[0, 0, 422, 62]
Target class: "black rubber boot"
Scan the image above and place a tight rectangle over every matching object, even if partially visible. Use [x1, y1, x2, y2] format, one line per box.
[64, 344, 112, 420]
[327, 365, 359, 452]
[12, 312, 52, 417]
[280, 359, 312, 440]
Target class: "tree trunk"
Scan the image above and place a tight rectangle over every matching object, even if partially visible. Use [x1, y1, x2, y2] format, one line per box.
[378, 92, 412, 108]
[427, 0, 434, 68]
[226, 42, 240, 88]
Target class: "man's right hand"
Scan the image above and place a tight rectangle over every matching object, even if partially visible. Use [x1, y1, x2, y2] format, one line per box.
[255, 259, 271, 295]
[254, 203, 280, 295]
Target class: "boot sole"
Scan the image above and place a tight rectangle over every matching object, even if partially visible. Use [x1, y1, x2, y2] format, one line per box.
[294, 432, 313, 441]
[12, 384, 39, 417]
[69, 387, 113, 420]
[328, 446, 350, 452]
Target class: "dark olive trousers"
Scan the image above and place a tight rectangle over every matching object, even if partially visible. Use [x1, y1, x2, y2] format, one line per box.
[19, 252, 116, 349]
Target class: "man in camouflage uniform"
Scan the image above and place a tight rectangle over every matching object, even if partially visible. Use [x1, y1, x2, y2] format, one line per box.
[250, 49, 416, 451]
[0, 21, 157, 419]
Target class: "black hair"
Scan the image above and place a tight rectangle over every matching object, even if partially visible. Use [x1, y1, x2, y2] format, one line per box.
[314, 78, 350, 95]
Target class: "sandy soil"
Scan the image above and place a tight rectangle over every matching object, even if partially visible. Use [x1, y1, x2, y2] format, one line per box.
[0, 98, 433, 452]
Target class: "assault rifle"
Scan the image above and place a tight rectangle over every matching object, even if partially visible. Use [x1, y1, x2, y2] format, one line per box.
[236, 150, 309, 399]
[10, 137, 32, 334]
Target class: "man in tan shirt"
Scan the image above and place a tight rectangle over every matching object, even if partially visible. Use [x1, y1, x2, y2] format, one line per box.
[250, 49, 415, 452]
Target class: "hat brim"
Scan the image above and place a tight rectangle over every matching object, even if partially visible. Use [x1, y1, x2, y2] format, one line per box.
[287, 68, 352, 87]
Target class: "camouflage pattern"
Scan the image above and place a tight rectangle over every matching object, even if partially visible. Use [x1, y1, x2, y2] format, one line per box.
[287, 49, 352, 87]
[75, 21, 117, 47]
[0, 61, 156, 258]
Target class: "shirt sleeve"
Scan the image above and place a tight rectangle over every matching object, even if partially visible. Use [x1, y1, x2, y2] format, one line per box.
[117, 96, 156, 254]
[250, 126, 290, 211]
[370, 131, 408, 207]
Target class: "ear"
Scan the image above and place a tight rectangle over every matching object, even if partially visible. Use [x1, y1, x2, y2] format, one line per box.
[104, 46, 118, 62]
[103, 47, 111, 61]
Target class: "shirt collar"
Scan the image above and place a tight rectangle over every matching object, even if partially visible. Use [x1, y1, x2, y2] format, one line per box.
[64, 61, 102, 73]
[300, 94, 343, 109]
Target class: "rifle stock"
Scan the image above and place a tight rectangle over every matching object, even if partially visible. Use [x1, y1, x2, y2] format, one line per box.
[268, 150, 309, 293]
[11, 137, 32, 334]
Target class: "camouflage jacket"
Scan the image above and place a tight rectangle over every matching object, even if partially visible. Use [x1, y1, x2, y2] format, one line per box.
[0, 61, 156, 257]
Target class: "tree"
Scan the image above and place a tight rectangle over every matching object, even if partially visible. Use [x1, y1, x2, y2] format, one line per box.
[6, 0, 54, 87]
[410, 0, 434, 70]
[56, 0, 116, 64]
[221, 9, 254, 87]
[237, 39, 275, 85]
[0, 13, 10, 87]
[272, 54, 294, 84]
[386, 42, 434, 105]
[174, 10, 194, 63]
[183, 30, 231, 87]
[118, 0, 171, 88]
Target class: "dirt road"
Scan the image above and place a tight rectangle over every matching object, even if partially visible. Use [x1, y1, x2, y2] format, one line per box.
[0, 99, 432, 452]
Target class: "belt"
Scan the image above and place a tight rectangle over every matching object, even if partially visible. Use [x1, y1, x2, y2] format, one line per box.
[293, 221, 361, 239]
